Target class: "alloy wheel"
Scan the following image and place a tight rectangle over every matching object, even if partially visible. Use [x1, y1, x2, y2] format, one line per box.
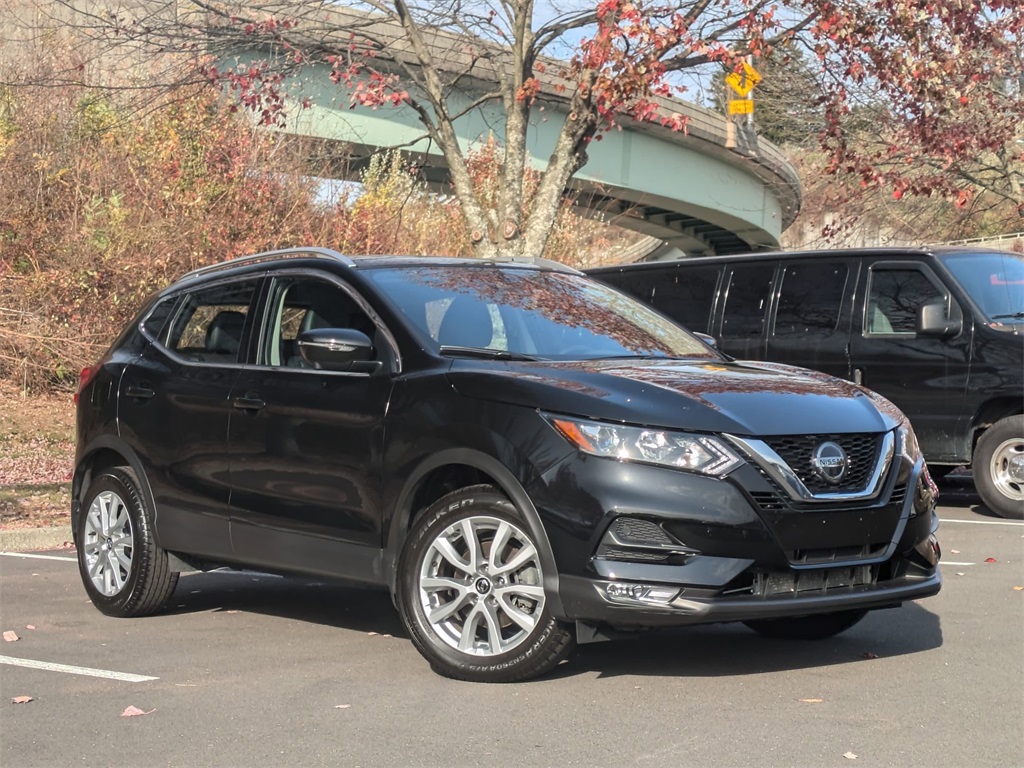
[82, 490, 135, 597]
[418, 515, 545, 656]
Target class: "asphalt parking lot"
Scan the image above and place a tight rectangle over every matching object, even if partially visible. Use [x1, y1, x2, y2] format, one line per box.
[1, 478, 1022, 767]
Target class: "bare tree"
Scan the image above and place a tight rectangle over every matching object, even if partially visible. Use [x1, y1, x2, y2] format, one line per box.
[23, 0, 1024, 258]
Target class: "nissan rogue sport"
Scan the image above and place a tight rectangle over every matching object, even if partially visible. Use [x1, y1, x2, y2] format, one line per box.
[72, 248, 941, 682]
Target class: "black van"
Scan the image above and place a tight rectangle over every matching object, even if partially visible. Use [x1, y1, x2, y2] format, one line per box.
[590, 247, 1024, 519]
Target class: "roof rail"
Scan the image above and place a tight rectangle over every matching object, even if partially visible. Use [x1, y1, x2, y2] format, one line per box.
[492, 254, 582, 275]
[178, 247, 355, 282]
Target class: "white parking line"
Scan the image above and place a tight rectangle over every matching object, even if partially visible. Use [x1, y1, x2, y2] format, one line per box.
[939, 518, 1024, 527]
[940, 561, 976, 566]
[0, 655, 159, 682]
[0, 552, 77, 562]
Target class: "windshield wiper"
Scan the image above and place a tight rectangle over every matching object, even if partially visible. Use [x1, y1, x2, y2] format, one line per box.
[439, 345, 542, 361]
[991, 312, 1024, 320]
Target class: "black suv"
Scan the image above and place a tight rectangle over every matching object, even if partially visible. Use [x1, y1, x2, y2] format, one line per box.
[590, 247, 1024, 518]
[73, 249, 941, 682]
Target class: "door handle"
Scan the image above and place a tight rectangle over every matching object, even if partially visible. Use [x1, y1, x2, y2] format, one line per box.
[125, 384, 155, 400]
[232, 396, 266, 412]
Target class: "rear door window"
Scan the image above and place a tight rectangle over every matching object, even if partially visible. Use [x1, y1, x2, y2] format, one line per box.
[721, 264, 775, 338]
[162, 279, 260, 363]
[650, 266, 722, 333]
[774, 263, 849, 336]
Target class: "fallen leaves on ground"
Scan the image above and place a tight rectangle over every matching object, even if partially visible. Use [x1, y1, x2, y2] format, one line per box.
[120, 706, 155, 717]
[3, 631, 19, 642]
[984, 557, 998, 563]
[862, 651, 879, 660]
[12, 696, 33, 704]
[1013, 586, 1023, 591]
[798, 698, 824, 703]
[950, 549, 961, 554]
[843, 752, 858, 760]
[334, 704, 351, 709]
[25, 625, 35, 630]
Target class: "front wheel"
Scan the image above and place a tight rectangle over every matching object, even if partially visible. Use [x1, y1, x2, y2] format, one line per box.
[397, 485, 575, 682]
[77, 467, 179, 617]
[974, 416, 1024, 519]
[743, 610, 868, 640]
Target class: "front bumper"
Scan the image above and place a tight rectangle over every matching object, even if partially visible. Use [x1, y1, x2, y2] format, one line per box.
[557, 567, 941, 628]
[533, 439, 941, 628]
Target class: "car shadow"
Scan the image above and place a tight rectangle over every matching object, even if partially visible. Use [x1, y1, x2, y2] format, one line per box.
[162, 569, 942, 681]
[935, 472, 1005, 518]
[555, 603, 943, 680]
[164, 569, 409, 638]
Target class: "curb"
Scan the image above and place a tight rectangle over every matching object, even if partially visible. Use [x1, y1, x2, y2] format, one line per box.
[0, 526, 74, 553]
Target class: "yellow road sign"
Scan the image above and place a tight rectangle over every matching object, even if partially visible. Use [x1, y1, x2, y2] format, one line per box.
[726, 61, 763, 97]
[728, 98, 754, 115]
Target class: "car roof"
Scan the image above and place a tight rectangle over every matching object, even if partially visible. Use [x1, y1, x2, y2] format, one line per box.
[169, 248, 582, 289]
[587, 245, 1016, 273]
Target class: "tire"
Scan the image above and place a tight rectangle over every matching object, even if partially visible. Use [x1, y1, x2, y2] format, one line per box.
[974, 416, 1024, 519]
[77, 467, 179, 617]
[397, 485, 575, 682]
[743, 609, 868, 640]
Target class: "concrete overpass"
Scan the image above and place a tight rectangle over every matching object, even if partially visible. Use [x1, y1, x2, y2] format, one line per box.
[231, 16, 802, 256]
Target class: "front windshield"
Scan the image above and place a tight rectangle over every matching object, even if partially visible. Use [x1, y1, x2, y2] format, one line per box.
[940, 251, 1024, 321]
[364, 264, 718, 361]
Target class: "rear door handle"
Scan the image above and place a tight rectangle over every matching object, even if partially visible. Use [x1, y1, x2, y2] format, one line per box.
[125, 384, 155, 400]
[232, 396, 266, 412]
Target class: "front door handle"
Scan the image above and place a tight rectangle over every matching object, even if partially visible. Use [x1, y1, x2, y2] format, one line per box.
[232, 396, 266, 412]
[125, 384, 155, 400]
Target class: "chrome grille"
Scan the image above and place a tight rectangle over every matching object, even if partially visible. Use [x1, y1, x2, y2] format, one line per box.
[763, 433, 881, 493]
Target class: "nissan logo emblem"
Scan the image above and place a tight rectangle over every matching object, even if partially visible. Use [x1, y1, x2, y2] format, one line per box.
[811, 441, 849, 484]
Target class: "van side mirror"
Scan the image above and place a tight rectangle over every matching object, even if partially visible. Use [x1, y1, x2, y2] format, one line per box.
[917, 301, 962, 337]
[693, 331, 718, 349]
[297, 328, 378, 372]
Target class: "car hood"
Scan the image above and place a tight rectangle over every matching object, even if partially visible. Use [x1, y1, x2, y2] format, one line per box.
[446, 357, 901, 436]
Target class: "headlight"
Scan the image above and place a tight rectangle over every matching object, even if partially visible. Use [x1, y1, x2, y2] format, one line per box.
[897, 422, 922, 463]
[545, 415, 742, 476]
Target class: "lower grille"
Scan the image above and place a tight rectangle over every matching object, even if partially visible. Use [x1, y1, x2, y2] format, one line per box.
[789, 543, 889, 565]
[753, 565, 877, 598]
[747, 484, 907, 565]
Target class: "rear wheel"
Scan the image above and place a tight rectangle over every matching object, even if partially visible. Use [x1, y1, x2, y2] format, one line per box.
[397, 485, 574, 682]
[77, 467, 179, 617]
[743, 610, 868, 640]
[974, 416, 1024, 519]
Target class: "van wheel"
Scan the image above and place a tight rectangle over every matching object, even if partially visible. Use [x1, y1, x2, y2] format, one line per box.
[975, 416, 1024, 520]
[78, 467, 179, 616]
[397, 485, 575, 682]
[743, 610, 868, 640]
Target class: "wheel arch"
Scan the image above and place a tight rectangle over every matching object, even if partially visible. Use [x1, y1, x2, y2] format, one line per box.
[73, 436, 158, 547]
[969, 398, 1024, 462]
[383, 448, 566, 619]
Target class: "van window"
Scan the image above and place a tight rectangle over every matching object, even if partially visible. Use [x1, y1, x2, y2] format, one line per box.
[775, 263, 849, 336]
[651, 266, 721, 333]
[867, 267, 945, 334]
[722, 265, 774, 338]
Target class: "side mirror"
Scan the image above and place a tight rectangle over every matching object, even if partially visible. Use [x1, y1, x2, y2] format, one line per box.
[297, 328, 376, 372]
[693, 331, 718, 349]
[917, 301, 962, 337]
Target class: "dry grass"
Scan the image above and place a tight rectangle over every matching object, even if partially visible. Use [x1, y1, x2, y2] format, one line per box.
[0, 382, 74, 530]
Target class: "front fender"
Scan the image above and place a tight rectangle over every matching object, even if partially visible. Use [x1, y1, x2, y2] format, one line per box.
[383, 447, 567, 620]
